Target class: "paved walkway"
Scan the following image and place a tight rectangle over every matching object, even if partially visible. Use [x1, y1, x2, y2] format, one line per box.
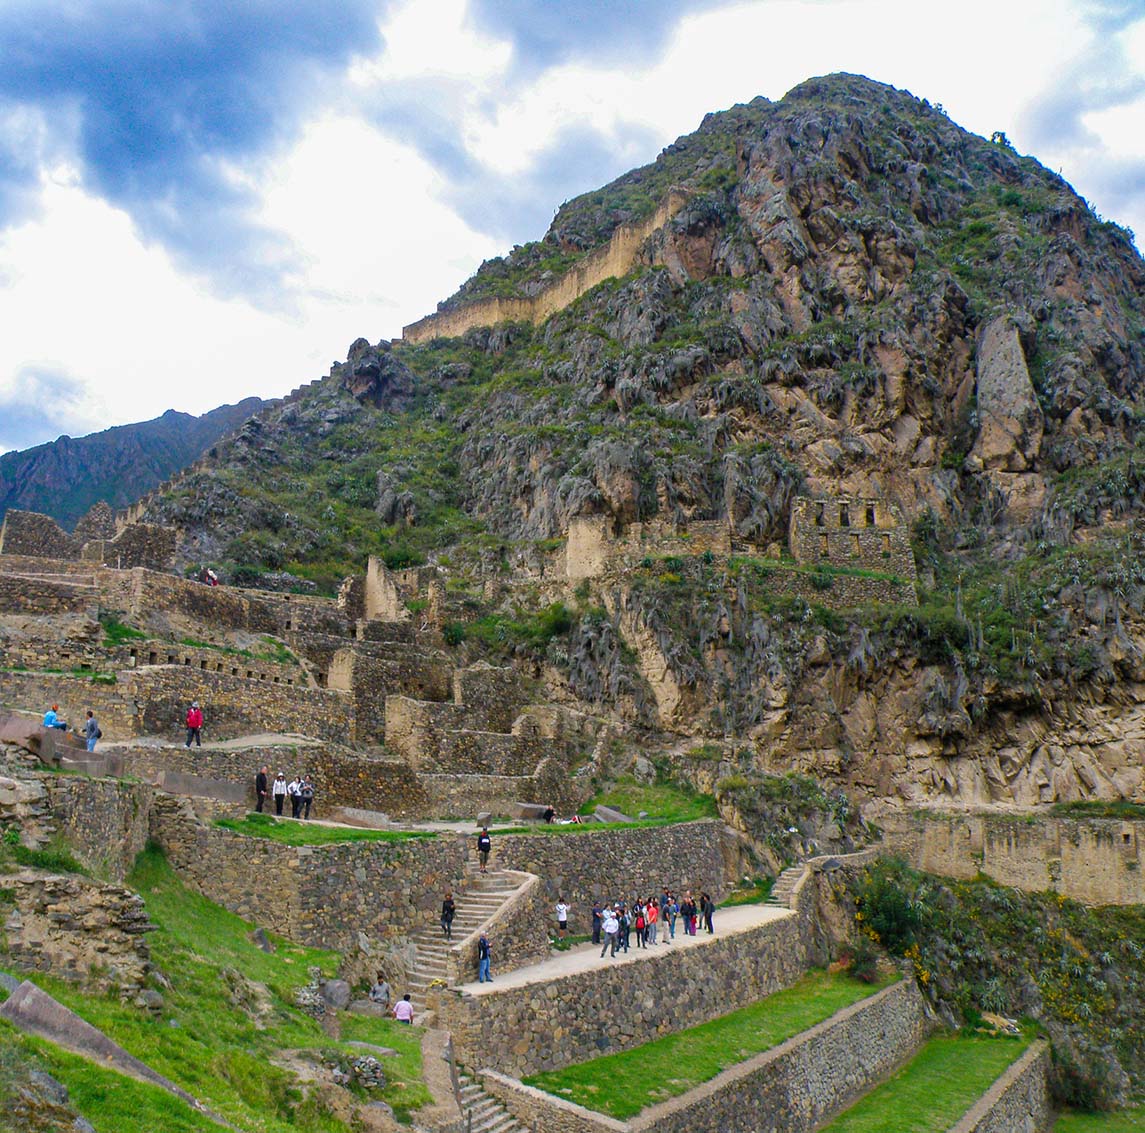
[456, 903, 793, 996]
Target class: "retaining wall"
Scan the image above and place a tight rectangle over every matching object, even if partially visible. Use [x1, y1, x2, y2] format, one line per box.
[42, 775, 153, 881]
[949, 1041, 1052, 1133]
[480, 979, 928, 1133]
[882, 810, 1145, 905]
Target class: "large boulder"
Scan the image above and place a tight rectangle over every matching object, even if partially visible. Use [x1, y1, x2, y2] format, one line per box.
[968, 317, 1044, 472]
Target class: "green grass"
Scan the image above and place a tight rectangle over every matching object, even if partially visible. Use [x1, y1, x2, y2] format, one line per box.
[549, 933, 592, 952]
[99, 613, 148, 646]
[525, 969, 896, 1118]
[1050, 801, 1145, 821]
[1055, 1108, 1145, 1131]
[819, 1033, 1031, 1132]
[719, 877, 775, 907]
[215, 813, 437, 845]
[3, 845, 429, 1131]
[578, 778, 719, 823]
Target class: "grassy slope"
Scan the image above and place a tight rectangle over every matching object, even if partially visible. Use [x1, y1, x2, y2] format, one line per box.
[0, 846, 429, 1132]
[525, 969, 896, 1119]
[1055, 1109, 1145, 1131]
[216, 813, 437, 845]
[578, 777, 719, 822]
[819, 1034, 1031, 1132]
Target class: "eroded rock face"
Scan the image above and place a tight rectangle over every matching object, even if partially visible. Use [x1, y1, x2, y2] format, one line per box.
[2, 870, 155, 997]
[969, 317, 1044, 473]
[340, 339, 415, 410]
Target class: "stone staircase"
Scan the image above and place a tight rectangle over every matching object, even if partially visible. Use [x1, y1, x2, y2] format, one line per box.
[405, 864, 520, 1011]
[765, 864, 806, 908]
[457, 1072, 526, 1133]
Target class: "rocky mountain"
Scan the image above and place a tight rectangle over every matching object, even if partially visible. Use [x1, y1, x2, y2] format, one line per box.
[138, 73, 1145, 811]
[0, 397, 268, 530]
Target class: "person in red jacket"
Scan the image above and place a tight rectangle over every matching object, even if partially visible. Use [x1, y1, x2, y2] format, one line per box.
[185, 701, 204, 748]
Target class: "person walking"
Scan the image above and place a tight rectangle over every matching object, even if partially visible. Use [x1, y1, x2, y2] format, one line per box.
[300, 775, 315, 819]
[477, 932, 492, 982]
[184, 702, 203, 748]
[555, 897, 570, 940]
[393, 994, 414, 1024]
[272, 773, 287, 815]
[441, 892, 456, 940]
[600, 905, 619, 958]
[255, 766, 269, 813]
[83, 710, 101, 752]
[476, 826, 491, 873]
[288, 775, 302, 818]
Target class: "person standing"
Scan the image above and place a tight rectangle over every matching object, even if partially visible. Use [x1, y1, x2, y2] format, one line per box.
[441, 892, 456, 940]
[647, 897, 659, 945]
[476, 827, 491, 873]
[634, 902, 646, 948]
[255, 766, 269, 813]
[555, 897, 570, 940]
[477, 933, 492, 982]
[288, 775, 302, 818]
[600, 905, 619, 958]
[591, 900, 603, 946]
[83, 710, 101, 752]
[185, 701, 203, 748]
[300, 775, 315, 819]
[393, 994, 414, 1024]
[369, 972, 391, 1011]
[702, 892, 715, 934]
[272, 772, 287, 815]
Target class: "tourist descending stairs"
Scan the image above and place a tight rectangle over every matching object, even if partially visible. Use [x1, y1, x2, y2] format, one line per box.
[457, 1072, 526, 1133]
[405, 862, 520, 1012]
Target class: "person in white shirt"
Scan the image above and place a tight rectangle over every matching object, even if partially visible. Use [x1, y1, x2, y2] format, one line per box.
[272, 772, 287, 815]
[600, 906, 620, 958]
[555, 897, 570, 939]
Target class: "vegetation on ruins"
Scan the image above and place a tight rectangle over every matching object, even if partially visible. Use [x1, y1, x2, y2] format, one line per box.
[216, 813, 437, 845]
[849, 860, 1145, 1110]
[524, 968, 897, 1118]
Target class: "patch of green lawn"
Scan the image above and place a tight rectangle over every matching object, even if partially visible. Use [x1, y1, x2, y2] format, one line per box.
[719, 877, 775, 907]
[525, 969, 897, 1118]
[9, 844, 427, 1132]
[579, 777, 719, 823]
[1055, 1109, 1145, 1132]
[819, 1033, 1031, 1132]
[216, 813, 437, 845]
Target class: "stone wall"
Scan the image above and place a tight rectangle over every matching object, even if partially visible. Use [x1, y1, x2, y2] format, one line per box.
[881, 810, 1145, 905]
[949, 1042, 1052, 1133]
[491, 820, 731, 928]
[43, 775, 153, 881]
[1, 869, 154, 997]
[439, 908, 814, 1078]
[0, 574, 98, 615]
[128, 642, 306, 687]
[115, 743, 430, 818]
[0, 670, 141, 737]
[0, 511, 81, 560]
[402, 191, 690, 344]
[480, 979, 928, 1133]
[386, 708, 551, 776]
[421, 764, 586, 822]
[83, 523, 177, 572]
[452, 664, 525, 733]
[150, 795, 471, 949]
[329, 648, 451, 742]
[789, 495, 917, 582]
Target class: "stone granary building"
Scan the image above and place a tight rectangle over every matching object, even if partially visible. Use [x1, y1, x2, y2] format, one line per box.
[788, 495, 917, 583]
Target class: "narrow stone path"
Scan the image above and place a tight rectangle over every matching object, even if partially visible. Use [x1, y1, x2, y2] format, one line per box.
[766, 864, 806, 908]
[457, 1071, 526, 1133]
[456, 901, 793, 997]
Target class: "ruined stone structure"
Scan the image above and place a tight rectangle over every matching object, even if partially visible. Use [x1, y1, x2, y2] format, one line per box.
[0, 507, 177, 571]
[788, 495, 916, 582]
[402, 190, 692, 344]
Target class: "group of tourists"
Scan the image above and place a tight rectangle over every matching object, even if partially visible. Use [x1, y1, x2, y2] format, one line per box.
[591, 890, 715, 958]
[42, 704, 101, 752]
[255, 766, 316, 818]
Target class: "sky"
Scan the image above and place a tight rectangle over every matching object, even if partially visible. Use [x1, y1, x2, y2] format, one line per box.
[0, 0, 1143, 453]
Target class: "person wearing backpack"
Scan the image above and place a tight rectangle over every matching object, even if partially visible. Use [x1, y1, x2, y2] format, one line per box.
[83, 710, 101, 752]
[477, 932, 492, 982]
[300, 775, 315, 819]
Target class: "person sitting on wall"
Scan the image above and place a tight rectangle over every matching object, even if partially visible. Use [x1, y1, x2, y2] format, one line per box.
[42, 705, 67, 730]
[542, 804, 555, 824]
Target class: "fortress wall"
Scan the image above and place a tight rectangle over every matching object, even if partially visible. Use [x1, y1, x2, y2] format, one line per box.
[0, 671, 141, 737]
[129, 642, 305, 686]
[0, 574, 98, 615]
[402, 192, 689, 344]
[114, 743, 430, 818]
[0, 553, 100, 578]
[0, 511, 81, 560]
[83, 523, 177, 572]
[43, 775, 153, 881]
[881, 810, 1145, 905]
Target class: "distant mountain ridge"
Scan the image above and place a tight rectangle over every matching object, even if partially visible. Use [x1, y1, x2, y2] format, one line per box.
[0, 398, 269, 530]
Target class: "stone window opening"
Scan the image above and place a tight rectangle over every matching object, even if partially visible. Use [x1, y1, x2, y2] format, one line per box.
[199, 660, 207, 670]
[814, 502, 825, 527]
[840, 505, 850, 528]
[866, 504, 876, 526]
[149, 652, 157, 664]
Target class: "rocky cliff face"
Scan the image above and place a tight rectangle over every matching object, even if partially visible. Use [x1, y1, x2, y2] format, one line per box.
[138, 74, 1145, 810]
[0, 398, 268, 530]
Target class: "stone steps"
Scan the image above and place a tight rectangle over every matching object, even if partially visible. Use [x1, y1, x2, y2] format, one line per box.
[458, 1074, 525, 1133]
[766, 865, 806, 908]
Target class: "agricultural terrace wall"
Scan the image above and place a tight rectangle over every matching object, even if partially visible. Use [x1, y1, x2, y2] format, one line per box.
[479, 979, 929, 1133]
[42, 775, 153, 881]
[949, 1041, 1052, 1133]
[128, 643, 306, 687]
[420, 757, 588, 821]
[452, 665, 526, 733]
[402, 191, 690, 344]
[328, 651, 451, 743]
[881, 810, 1145, 905]
[113, 743, 430, 818]
[490, 820, 731, 930]
[0, 553, 98, 578]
